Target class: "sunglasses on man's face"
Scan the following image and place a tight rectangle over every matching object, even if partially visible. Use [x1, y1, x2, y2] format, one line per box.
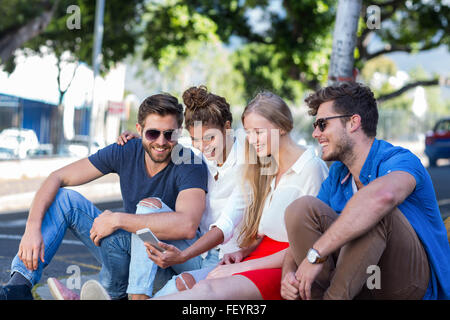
[313, 114, 353, 132]
[144, 129, 178, 142]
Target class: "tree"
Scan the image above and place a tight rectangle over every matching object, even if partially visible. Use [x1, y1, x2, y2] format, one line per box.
[0, 0, 58, 66]
[357, 0, 449, 101]
[2, 0, 144, 74]
[140, 0, 335, 102]
[2, 0, 448, 106]
[1, 0, 145, 153]
[137, 0, 449, 102]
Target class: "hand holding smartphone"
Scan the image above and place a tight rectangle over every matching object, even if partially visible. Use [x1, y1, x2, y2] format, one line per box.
[136, 228, 165, 252]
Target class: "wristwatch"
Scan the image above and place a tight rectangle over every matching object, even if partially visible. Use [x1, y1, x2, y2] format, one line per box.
[307, 248, 327, 264]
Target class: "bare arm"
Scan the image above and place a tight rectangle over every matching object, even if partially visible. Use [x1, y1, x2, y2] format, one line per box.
[181, 227, 223, 261]
[145, 226, 224, 268]
[20, 158, 104, 270]
[282, 247, 298, 278]
[281, 247, 301, 300]
[114, 188, 206, 240]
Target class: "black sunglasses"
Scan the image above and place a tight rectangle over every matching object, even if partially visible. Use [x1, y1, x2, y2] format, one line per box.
[313, 114, 353, 132]
[145, 129, 178, 142]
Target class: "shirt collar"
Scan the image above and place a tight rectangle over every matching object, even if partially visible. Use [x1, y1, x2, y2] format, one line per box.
[359, 138, 379, 184]
[270, 146, 316, 191]
[339, 138, 379, 186]
[289, 147, 316, 175]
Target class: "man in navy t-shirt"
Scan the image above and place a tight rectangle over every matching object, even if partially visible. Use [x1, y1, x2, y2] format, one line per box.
[1, 93, 208, 300]
[281, 82, 450, 300]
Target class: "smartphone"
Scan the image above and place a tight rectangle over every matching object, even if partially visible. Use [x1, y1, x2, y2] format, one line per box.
[136, 228, 165, 252]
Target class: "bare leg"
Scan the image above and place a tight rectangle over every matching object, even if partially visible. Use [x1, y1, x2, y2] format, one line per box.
[175, 273, 196, 291]
[152, 275, 262, 300]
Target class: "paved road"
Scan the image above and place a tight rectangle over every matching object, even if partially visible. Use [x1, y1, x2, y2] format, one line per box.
[0, 200, 123, 289]
[427, 164, 450, 220]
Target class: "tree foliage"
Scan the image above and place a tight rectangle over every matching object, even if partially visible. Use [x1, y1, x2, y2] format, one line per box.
[140, 0, 449, 102]
[1, 0, 449, 104]
[1, 0, 144, 74]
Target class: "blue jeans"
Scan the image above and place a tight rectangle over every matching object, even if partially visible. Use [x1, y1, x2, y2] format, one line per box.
[127, 197, 214, 297]
[153, 249, 220, 298]
[10, 188, 131, 299]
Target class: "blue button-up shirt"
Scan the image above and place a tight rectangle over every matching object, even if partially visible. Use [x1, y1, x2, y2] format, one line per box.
[317, 138, 450, 299]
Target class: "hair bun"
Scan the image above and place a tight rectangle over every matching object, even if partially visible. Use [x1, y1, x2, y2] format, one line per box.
[182, 85, 209, 110]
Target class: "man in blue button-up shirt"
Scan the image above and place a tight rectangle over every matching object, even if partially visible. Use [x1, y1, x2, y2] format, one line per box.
[281, 82, 450, 300]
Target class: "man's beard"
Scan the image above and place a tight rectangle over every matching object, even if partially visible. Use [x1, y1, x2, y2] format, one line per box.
[143, 142, 173, 164]
[322, 132, 356, 166]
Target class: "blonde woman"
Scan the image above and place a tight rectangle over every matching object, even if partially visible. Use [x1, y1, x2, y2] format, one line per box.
[151, 91, 329, 300]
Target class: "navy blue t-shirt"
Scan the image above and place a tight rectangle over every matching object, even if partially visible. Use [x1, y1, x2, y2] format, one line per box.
[88, 139, 208, 214]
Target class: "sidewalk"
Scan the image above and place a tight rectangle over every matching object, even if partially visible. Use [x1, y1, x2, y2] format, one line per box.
[0, 156, 122, 214]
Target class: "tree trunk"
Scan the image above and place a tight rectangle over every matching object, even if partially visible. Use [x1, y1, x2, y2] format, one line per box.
[0, 1, 58, 63]
[50, 103, 65, 155]
[328, 0, 363, 85]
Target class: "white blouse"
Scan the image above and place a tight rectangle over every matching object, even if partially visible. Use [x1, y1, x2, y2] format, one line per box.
[257, 147, 329, 242]
[191, 135, 328, 255]
[198, 134, 248, 257]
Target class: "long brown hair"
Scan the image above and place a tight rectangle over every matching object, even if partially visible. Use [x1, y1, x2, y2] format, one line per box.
[238, 91, 293, 247]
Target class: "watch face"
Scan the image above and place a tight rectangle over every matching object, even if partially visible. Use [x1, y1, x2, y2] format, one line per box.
[307, 249, 317, 263]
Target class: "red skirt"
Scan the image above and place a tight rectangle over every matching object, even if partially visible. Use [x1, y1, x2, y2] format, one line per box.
[233, 236, 289, 300]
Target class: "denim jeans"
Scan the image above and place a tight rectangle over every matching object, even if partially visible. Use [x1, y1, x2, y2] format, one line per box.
[153, 249, 220, 298]
[127, 197, 212, 297]
[10, 188, 131, 299]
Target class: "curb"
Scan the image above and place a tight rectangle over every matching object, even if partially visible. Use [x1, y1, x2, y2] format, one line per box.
[0, 182, 122, 214]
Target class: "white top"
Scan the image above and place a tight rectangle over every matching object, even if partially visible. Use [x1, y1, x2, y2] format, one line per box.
[257, 147, 329, 242]
[191, 133, 248, 257]
[186, 136, 328, 255]
[351, 176, 358, 194]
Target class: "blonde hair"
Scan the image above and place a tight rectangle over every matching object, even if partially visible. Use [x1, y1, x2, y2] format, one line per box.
[238, 91, 293, 247]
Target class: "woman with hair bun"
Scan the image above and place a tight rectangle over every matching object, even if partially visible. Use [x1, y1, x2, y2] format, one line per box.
[118, 86, 249, 296]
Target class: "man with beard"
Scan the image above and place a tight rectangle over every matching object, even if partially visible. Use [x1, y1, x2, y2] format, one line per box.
[0, 93, 208, 300]
[281, 82, 450, 300]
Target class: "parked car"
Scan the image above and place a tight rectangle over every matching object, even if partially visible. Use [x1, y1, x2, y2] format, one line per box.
[0, 128, 40, 159]
[64, 135, 104, 157]
[0, 147, 15, 160]
[425, 118, 450, 167]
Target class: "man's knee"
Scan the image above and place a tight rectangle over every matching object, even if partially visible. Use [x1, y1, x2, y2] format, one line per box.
[284, 195, 318, 226]
[54, 188, 83, 205]
[100, 229, 131, 253]
[138, 198, 162, 209]
[175, 273, 196, 291]
[51, 188, 91, 218]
